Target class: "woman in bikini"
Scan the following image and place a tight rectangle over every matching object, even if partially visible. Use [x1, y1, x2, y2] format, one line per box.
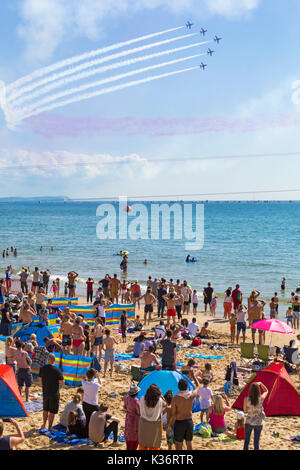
[72, 317, 85, 356]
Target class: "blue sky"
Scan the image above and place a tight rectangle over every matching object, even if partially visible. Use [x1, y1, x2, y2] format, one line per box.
[1, 0, 300, 199]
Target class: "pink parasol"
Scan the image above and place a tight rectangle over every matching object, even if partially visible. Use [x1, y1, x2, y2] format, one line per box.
[250, 319, 295, 346]
[250, 319, 294, 334]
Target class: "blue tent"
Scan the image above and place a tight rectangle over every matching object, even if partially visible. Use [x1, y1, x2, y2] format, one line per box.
[137, 370, 201, 412]
[0, 365, 28, 418]
[13, 322, 53, 346]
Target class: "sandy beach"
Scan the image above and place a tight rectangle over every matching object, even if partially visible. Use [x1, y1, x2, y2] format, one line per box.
[1, 296, 299, 451]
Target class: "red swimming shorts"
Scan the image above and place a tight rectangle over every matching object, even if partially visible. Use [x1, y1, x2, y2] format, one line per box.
[167, 309, 176, 317]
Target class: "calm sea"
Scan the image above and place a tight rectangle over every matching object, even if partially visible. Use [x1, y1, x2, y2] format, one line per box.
[0, 201, 299, 318]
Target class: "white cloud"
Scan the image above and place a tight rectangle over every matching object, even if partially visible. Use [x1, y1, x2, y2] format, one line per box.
[0, 148, 148, 180]
[17, 0, 261, 61]
[204, 0, 260, 17]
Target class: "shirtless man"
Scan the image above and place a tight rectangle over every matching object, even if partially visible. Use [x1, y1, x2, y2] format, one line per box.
[67, 271, 78, 298]
[92, 317, 105, 361]
[36, 287, 47, 313]
[60, 314, 73, 354]
[103, 329, 119, 378]
[71, 317, 85, 355]
[248, 299, 266, 344]
[168, 371, 201, 451]
[139, 345, 161, 372]
[131, 281, 141, 310]
[181, 281, 192, 315]
[19, 301, 37, 325]
[109, 274, 121, 303]
[140, 287, 156, 325]
[163, 292, 181, 326]
[32, 267, 41, 294]
[199, 322, 216, 339]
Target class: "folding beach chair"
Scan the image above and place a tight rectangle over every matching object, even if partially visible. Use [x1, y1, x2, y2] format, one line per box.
[240, 342, 255, 366]
[257, 344, 272, 365]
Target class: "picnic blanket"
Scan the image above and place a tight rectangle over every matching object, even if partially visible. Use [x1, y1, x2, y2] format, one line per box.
[38, 425, 92, 446]
[38, 425, 125, 446]
[185, 354, 224, 360]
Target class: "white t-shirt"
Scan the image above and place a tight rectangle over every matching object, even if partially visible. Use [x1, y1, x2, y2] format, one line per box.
[155, 325, 165, 340]
[188, 322, 199, 337]
[140, 396, 164, 422]
[198, 386, 213, 409]
[82, 378, 101, 406]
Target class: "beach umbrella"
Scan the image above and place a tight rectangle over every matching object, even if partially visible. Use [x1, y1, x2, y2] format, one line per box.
[250, 319, 294, 346]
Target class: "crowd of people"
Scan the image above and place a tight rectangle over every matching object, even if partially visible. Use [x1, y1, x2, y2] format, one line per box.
[0, 269, 299, 451]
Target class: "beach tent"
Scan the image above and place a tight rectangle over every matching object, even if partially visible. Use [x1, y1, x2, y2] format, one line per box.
[137, 370, 201, 412]
[0, 365, 28, 418]
[53, 353, 93, 386]
[13, 322, 53, 346]
[232, 361, 300, 416]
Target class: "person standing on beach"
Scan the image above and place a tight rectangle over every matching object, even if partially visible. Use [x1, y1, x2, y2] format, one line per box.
[223, 289, 233, 319]
[124, 383, 141, 450]
[86, 277, 95, 303]
[236, 305, 248, 344]
[32, 267, 41, 294]
[39, 354, 64, 431]
[72, 317, 85, 355]
[5, 265, 13, 292]
[82, 368, 102, 431]
[68, 271, 78, 298]
[20, 268, 29, 295]
[157, 282, 167, 318]
[92, 317, 105, 360]
[161, 330, 177, 371]
[141, 287, 156, 325]
[181, 281, 192, 315]
[232, 284, 242, 313]
[103, 329, 119, 378]
[168, 373, 200, 451]
[109, 274, 121, 304]
[131, 280, 141, 310]
[203, 282, 214, 313]
[42, 270, 51, 294]
[61, 314, 73, 355]
[14, 339, 32, 402]
[248, 298, 266, 344]
[243, 382, 268, 451]
[100, 275, 110, 299]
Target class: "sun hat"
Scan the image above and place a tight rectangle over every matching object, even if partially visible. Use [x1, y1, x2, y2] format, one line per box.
[237, 411, 244, 419]
[128, 383, 141, 396]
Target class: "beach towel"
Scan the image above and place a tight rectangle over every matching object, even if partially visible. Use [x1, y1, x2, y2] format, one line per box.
[185, 354, 224, 360]
[24, 399, 44, 414]
[38, 425, 92, 447]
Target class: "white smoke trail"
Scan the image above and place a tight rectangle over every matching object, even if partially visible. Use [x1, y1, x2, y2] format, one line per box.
[16, 53, 205, 113]
[12, 41, 209, 107]
[5, 26, 185, 95]
[11, 66, 198, 125]
[7, 33, 199, 103]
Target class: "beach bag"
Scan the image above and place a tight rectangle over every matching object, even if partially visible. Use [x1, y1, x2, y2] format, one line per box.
[191, 337, 202, 347]
[199, 423, 212, 438]
[224, 381, 232, 396]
